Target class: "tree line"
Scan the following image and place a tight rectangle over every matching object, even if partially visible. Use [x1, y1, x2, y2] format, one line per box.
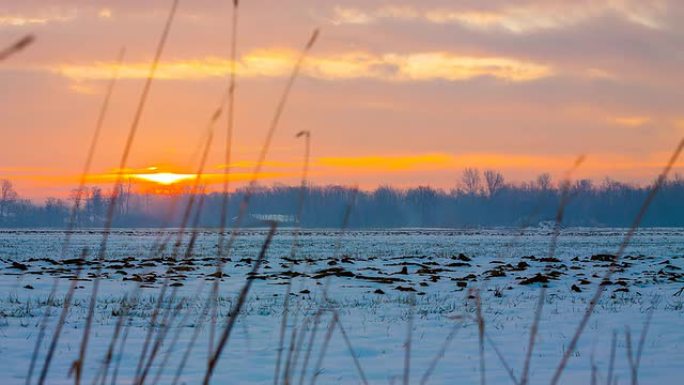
[1, 169, 683, 228]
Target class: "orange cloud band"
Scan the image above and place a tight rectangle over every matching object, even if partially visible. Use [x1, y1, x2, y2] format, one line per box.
[47, 50, 552, 83]
[6, 152, 683, 198]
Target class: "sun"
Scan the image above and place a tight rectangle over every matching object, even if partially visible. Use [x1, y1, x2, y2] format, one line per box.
[130, 171, 196, 185]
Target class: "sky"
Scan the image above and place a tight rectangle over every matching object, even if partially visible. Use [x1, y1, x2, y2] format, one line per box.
[1, 0, 684, 201]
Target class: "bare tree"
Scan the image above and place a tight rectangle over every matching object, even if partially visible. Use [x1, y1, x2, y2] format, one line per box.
[0, 179, 18, 220]
[484, 170, 505, 197]
[673, 173, 684, 184]
[44, 198, 68, 226]
[573, 179, 594, 193]
[89, 187, 105, 224]
[536, 173, 552, 191]
[461, 168, 482, 195]
[123, 179, 133, 215]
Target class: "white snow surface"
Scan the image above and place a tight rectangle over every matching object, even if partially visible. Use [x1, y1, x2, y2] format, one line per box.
[0, 228, 682, 385]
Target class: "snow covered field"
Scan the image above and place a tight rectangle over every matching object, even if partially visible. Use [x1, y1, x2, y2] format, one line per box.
[1, 228, 683, 384]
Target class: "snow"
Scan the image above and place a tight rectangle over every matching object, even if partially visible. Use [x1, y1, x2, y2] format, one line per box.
[0, 228, 682, 384]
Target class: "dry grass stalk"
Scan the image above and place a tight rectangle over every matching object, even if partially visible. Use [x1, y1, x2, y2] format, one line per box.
[35, 248, 88, 385]
[136, 298, 186, 385]
[519, 289, 544, 385]
[473, 289, 486, 385]
[208, 28, 317, 371]
[606, 331, 617, 385]
[625, 310, 654, 385]
[297, 308, 323, 385]
[334, 311, 370, 385]
[0, 34, 35, 61]
[551, 138, 684, 385]
[202, 222, 278, 385]
[404, 295, 415, 385]
[171, 295, 213, 385]
[309, 312, 337, 385]
[134, 109, 220, 384]
[29, 47, 125, 385]
[519, 157, 582, 385]
[72, 1, 179, 383]
[211, 0, 240, 360]
[483, 331, 518, 385]
[284, 316, 312, 385]
[419, 317, 464, 385]
[275, 130, 311, 385]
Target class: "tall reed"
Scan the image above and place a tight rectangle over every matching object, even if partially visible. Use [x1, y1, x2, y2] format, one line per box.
[72, 1, 179, 383]
[0, 35, 35, 61]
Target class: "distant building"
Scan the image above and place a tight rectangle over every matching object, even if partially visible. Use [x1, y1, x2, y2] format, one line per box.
[240, 213, 295, 226]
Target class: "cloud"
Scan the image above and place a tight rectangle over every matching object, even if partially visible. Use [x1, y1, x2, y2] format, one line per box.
[316, 153, 571, 172]
[317, 153, 453, 171]
[314, 151, 684, 176]
[330, 1, 668, 33]
[98, 8, 113, 19]
[217, 160, 299, 170]
[0, 15, 52, 27]
[384, 53, 552, 82]
[330, 6, 377, 25]
[68, 82, 98, 95]
[609, 116, 652, 127]
[584, 68, 619, 80]
[46, 49, 552, 83]
[86, 170, 290, 186]
[0, 11, 77, 27]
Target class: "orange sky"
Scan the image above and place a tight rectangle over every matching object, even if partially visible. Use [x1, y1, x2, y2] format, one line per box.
[1, 0, 684, 201]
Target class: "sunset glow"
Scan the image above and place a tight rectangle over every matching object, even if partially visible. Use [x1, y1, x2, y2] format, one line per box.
[129, 172, 196, 185]
[1, 0, 683, 201]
